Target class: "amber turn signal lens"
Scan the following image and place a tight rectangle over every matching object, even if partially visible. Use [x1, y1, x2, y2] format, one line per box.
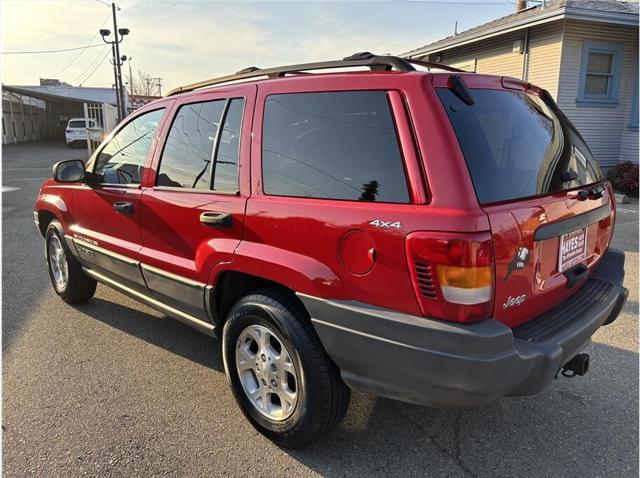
[436, 265, 492, 289]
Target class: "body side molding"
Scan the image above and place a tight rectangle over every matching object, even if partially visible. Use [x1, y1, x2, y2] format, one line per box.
[84, 267, 216, 336]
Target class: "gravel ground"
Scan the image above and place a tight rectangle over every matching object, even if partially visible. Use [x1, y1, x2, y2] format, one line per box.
[3, 140, 638, 477]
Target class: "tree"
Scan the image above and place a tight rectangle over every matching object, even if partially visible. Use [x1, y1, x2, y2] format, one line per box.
[126, 69, 159, 96]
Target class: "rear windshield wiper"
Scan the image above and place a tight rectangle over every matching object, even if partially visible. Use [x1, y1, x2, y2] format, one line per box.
[448, 75, 475, 106]
[560, 170, 578, 183]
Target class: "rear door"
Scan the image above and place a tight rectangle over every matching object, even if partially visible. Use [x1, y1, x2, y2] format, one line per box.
[436, 78, 613, 328]
[244, 79, 430, 317]
[138, 85, 255, 320]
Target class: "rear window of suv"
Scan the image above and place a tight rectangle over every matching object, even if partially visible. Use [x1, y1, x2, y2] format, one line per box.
[68, 120, 88, 128]
[262, 91, 409, 203]
[437, 88, 603, 204]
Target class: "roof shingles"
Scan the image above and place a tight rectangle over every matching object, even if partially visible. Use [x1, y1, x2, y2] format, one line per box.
[403, 0, 638, 57]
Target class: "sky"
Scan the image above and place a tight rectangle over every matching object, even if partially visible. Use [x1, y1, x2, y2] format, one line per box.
[1, 0, 517, 93]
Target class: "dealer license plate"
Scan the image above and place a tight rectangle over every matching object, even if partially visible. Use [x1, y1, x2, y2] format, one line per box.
[558, 227, 587, 273]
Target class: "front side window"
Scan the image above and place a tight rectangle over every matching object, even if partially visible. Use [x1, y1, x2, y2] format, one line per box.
[578, 40, 622, 103]
[261, 91, 409, 203]
[157, 98, 244, 192]
[94, 108, 165, 185]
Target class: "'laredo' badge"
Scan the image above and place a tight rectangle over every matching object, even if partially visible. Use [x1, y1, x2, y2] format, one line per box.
[504, 247, 530, 280]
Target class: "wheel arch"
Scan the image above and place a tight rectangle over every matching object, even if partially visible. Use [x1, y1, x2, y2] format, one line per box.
[37, 209, 59, 236]
[208, 242, 344, 328]
[212, 270, 309, 329]
[35, 191, 71, 237]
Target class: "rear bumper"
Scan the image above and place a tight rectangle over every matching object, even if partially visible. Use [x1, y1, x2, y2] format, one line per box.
[300, 248, 627, 409]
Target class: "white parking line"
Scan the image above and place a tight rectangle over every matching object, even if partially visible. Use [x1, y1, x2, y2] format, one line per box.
[3, 178, 46, 181]
[1, 186, 20, 193]
[3, 167, 51, 171]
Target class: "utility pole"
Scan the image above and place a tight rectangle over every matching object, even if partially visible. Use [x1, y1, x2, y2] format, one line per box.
[110, 43, 121, 120]
[112, 2, 126, 119]
[127, 57, 134, 95]
[154, 77, 163, 96]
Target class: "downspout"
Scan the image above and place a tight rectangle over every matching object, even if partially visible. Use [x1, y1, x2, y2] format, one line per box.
[9, 93, 16, 143]
[20, 94, 26, 142]
[521, 27, 530, 81]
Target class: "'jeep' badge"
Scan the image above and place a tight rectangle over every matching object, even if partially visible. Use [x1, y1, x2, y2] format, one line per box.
[504, 247, 530, 281]
[503, 294, 526, 309]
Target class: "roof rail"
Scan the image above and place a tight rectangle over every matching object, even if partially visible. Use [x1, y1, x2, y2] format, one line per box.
[407, 58, 465, 73]
[165, 52, 463, 97]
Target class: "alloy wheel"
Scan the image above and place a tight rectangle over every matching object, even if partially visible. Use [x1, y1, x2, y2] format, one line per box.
[235, 324, 298, 421]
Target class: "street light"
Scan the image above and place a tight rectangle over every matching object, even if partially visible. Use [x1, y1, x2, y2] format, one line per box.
[99, 4, 129, 121]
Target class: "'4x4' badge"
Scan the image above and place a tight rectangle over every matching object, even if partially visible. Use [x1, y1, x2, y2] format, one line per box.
[369, 220, 402, 229]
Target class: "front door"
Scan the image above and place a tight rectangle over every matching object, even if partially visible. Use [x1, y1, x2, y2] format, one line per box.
[71, 107, 167, 291]
[138, 85, 256, 320]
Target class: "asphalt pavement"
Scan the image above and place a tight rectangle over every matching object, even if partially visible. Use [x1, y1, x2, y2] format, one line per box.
[2, 140, 638, 477]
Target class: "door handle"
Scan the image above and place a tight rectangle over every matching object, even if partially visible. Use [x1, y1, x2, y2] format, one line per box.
[112, 201, 134, 214]
[200, 211, 232, 228]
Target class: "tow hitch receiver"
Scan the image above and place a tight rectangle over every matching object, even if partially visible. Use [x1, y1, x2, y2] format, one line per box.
[561, 353, 590, 378]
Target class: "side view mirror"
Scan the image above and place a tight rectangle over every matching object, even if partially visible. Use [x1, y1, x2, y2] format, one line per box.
[53, 159, 85, 183]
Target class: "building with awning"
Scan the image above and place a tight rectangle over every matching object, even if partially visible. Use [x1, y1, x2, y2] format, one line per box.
[2, 84, 126, 145]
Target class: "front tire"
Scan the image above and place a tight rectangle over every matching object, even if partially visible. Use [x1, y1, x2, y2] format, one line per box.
[45, 220, 96, 304]
[222, 289, 350, 448]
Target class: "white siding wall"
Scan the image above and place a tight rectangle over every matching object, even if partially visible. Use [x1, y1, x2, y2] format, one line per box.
[620, 125, 639, 163]
[427, 24, 563, 99]
[525, 23, 563, 99]
[556, 21, 638, 168]
[430, 31, 525, 78]
[619, 38, 638, 164]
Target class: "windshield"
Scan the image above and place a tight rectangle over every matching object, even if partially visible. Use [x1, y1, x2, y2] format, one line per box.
[437, 88, 603, 204]
[68, 120, 87, 128]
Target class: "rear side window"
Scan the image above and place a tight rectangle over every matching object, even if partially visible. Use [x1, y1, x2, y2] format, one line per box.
[157, 98, 244, 192]
[437, 88, 603, 204]
[262, 91, 409, 203]
[157, 101, 226, 189]
[213, 99, 244, 193]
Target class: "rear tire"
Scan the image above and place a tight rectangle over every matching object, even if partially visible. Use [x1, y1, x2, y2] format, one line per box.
[45, 220, 96, 304]
[222, 289, 350, 448]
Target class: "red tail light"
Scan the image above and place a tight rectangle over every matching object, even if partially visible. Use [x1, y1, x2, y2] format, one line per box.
[406, 232, 494, 323]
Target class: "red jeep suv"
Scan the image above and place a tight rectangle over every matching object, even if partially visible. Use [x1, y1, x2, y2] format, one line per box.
[35, 53, 628, 448]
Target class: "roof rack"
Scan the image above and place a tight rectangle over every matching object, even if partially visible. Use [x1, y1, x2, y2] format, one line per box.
[165, 52, 465, 97]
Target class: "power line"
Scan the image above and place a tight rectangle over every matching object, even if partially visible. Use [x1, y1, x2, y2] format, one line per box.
[48, 12, 112, 78]
[78, 47, 112, 86]
[394, 0, 514, 4]
[77, 46, 111, 86]
[71, 45, 110, 85]
[2, 44, 105, 55]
